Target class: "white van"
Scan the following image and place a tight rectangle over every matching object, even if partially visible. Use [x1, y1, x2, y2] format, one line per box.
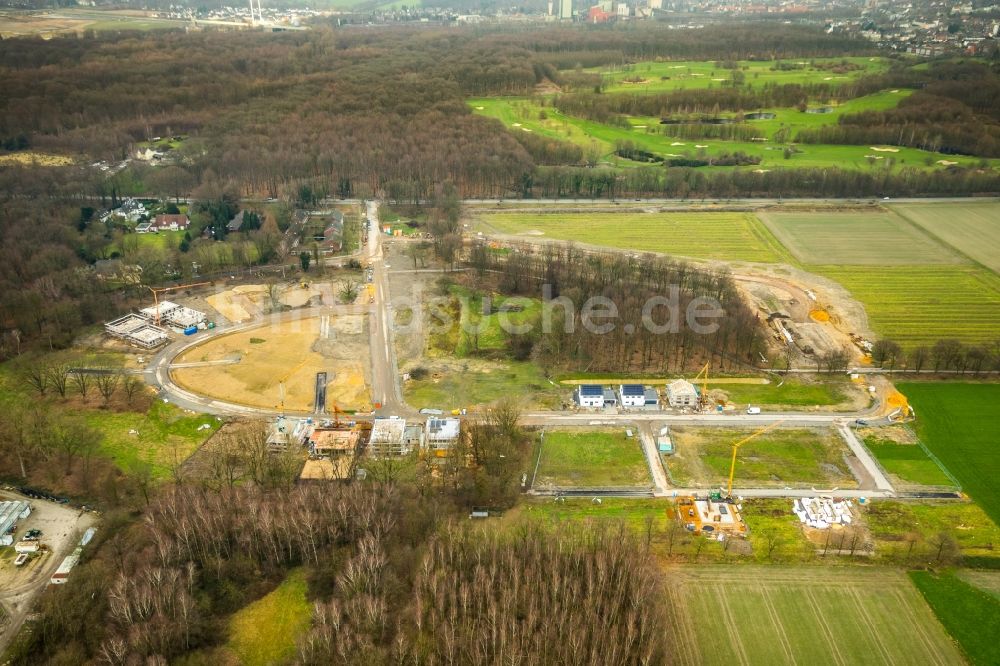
[746, 406, 761, 415]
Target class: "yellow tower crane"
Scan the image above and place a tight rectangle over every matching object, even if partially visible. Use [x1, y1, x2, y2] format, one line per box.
[726, 419, 787, 498]
[277, 356, 311, 414]
[692, 362, 710, 409]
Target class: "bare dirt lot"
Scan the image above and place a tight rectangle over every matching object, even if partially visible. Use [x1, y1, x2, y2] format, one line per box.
[171, 314, 371, 412]
[204, 282, 333, 324]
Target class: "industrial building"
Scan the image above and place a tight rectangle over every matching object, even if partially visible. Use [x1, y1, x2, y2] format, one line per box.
[104, 313, 170, 349]
[574, 384, 605, 408]
[0, 500, 31, 546]
[666, 379, 699, 408]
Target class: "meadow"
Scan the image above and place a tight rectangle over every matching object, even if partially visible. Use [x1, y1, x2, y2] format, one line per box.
[718, 377, 850, 408]
[758, 210, 965, 265]
[593, 57, 891, 94]
[667, 426, 856, 489]
[472, 210, 787, 262]
[891, 201, 1000, 273]
[899, 383, 1000, 526]
[224, 568, 311, 666]
[910, 570, 1000, 666]
[666, 566, 964, 666]
[404, 359, 563, 410]
[864, 500, 1000, 562]
[534, 429, 651, 488]
[814, 265, 1000, 347]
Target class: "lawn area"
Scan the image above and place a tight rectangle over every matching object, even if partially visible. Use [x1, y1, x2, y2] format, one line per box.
[593, 57, 891, 94]
[534, 429, 650, 488]
[899, 383, 1000, 525]
[720, 376, 851, 408]
[666, 566, 964, 666]
[225, 568, 312, 666]
[758, 210, 964, 265]
[814, 265, 1000, 347]
[864, 501, 1000, 561]
[472, 210, 788, 262]
[891, 201, 1000, 273]
[910, 570, 1000, 666]
[864, 437, 954, 488]
[666, 426, 856, 489]
[404, 359, 563, 410]
[85, 400, 220, 479]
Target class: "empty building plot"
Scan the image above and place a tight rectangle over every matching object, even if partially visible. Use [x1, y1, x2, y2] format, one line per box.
[105, 313, 170, 348]
[758, 210, 965, 265]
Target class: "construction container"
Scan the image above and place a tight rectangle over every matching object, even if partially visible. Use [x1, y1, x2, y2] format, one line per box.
[183, 325, 198, 336]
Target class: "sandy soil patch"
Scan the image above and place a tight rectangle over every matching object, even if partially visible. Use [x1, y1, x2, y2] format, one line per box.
[171, 314, 370, 412]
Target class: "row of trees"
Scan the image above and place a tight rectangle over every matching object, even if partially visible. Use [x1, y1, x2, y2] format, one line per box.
[871, 337, 1000, 374]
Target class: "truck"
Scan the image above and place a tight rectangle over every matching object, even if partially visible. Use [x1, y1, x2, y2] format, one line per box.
[746, 406, 761, 415]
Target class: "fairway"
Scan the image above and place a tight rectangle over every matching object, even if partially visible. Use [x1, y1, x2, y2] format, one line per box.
[900, 383, 1000, 526]
[665, 566, 964, 666]
[666, 426, 857, 489]
[473, 211, 786, 262]
[535, 429, 651, 488]
[758, 210, 964, 265]
[594, 57, 890, 94]
[815, 265, 1000, 346]
[891, 201, 1000, 273]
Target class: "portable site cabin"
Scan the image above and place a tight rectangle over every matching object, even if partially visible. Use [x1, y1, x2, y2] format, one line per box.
[574, 385, 605, 408]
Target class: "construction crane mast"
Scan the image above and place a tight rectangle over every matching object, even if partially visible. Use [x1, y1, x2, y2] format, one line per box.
[147, 282, 210, 325]
[726, 419, 786, 497]
[693, 362, 710, 409]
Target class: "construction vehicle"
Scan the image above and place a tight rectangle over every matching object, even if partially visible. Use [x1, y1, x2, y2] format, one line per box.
[147, 282, 210, 325]
[726, 419, 787, 497]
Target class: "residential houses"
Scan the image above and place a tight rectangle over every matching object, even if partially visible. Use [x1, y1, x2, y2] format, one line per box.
[666, 379, 699, 408]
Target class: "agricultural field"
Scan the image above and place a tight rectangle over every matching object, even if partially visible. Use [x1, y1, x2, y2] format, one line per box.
[666, 426, 856, 489]
[900, 383, 1000, 526]
[891, 201, 1000, 273]
[957, 570, 1000, 599]
[910, 570, 1000, 666]
[758, 210, 965, 265]
[814, 265, 1000, 347]
[665, 566, 964, 666]
[534, 429, 651, 489]
[223, 568, 312, 666]
[472, 210, 787, 263]
[593, 57, 891, 94]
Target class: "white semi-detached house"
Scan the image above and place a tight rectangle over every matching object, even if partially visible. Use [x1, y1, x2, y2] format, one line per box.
[618, 384, 645, 408]
[574, 384, 605, 408]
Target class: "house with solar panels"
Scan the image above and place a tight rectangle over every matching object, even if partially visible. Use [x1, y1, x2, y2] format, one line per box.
[574, 384, 605, 408]
[619, 384, 646, 407]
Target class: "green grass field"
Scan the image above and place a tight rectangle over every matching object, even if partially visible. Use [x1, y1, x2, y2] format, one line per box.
[865, 438, 954, 487]
[86, 400, 220, 479]
[469, 94, 998, 173]
[900, 383, 1000, 526]
[814, 265, 1000, 347]
[534, 429, 650, 488]
[910, 570, 1000, 666]
[594, 57, 890, 94]
[891, 201, 1000, 273]
[473, 210, 787, 262]
[666, 566, 964, 666]
[225, 568, 311, 666]
[759, 210, 964, 265]
[864, 501, 1000, 561]
[667, 426, 856, 489]
[404, 359, 562, 410]
[719, 377, 850, 408]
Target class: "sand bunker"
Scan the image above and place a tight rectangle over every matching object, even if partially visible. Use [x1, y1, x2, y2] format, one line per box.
[869, 146, 899, 153]
[937, 160, 958, 166]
